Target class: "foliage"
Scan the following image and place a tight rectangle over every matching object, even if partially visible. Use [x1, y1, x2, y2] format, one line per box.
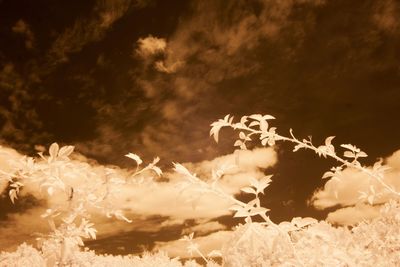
[0, 144, 162, 265]
[1, 113, 399, 266]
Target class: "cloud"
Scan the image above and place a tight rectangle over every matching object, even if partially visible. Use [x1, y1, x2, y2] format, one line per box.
[325, 203, 381, 226]
[145, 0, 325, 81]
[128, 0, 326, 165]
[11, 19, 35, 49]
[310, 148, 400, 224]
[136, 36, 167, 58]
[372, 0, 400, 34]
[47, 0, 132, 64]
[0, 64, 46, 149]
[0, 143, 276, 251]
[114, 147, 277, 219]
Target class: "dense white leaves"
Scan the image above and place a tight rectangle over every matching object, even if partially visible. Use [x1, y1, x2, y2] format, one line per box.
[1, 142, 163, 264]
[2, 113, 400, 266]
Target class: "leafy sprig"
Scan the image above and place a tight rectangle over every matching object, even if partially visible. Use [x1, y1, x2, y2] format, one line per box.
[210, 114, 400, 202]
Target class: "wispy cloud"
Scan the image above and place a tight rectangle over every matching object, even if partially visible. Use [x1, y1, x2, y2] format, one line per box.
[372, 0, 399, 34]
[11, 19, 35, 50]
[47, 0, 132, 65]
[126, 0, 326, 164]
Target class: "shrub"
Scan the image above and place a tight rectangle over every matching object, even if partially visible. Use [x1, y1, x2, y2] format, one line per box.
[1, 113, 399, 266]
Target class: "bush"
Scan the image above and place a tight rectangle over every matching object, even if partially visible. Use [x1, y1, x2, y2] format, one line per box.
[1, 113, 399, 266]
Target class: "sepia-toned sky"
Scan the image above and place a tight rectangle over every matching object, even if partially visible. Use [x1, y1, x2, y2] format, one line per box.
[0, 0, 400, 257]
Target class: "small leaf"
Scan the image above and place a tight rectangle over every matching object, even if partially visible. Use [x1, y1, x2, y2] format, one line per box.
[325, 136, 335, 146]
[125, 153, 143, 165]
[173, 163, 193, 177]
[261, 138, 268, 146]
[58, 145, 74, 158]
[322, 171, 334, 179]
[263, 115, 276, 120]
[234, 140, 242, 147]
[234, 208, 251, 218]
[49, 143, 59, 159]
[344, 151, 355, 158]
[249, 114, 263, 121]
[357, 151, 368, 158]
[151, 166, 163, 176]
[259, 120, 268, 132]
[9, 189, 17, 204]
[240, 116, 248, 125]
[229, 204, 243, 211]
[341, 144, 359, 152]
[239, 132, 246, 140]
[208, 250, 222, 257]
[241, 186, 256, 195]
[248, 121, 259, 127]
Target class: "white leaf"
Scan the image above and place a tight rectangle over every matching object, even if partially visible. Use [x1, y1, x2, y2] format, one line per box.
[240, 116, 248, 125]
[173, 163, 193, 177]
[248, 121, 259, 127]
[322, 171, 334, 179]
[325, 136, 335, 146]
[260, 120, 268, 132]
[262, 115, 276, 120]
[357, 151, 368, 158]
[58, 145, 74, 158]
[249, 114, 263, 121]
[151, 166, 162, 176]
[261, 138, 268, 146]
[234, 140, 242, 147]
[125, 153, 143, 165]
[49, 143, 59, 159]
[344, 151, 355, 158]
[9, 189, 17, 204]
[241, 187, 256, 195]
[249, 177, 259, 188]
[207, 250, 222, 257]
[340, 144, 359, 152]
[229, 205, 243, 211]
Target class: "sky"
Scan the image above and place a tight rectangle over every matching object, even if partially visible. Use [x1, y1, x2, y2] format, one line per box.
[0, 0, 400, 258]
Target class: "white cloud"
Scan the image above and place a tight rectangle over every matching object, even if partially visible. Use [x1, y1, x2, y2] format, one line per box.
[325, 203, 381, 226]
[310, 148, 400, 224]
[136, 36, 167, 58]
[0, 144, 277, 251]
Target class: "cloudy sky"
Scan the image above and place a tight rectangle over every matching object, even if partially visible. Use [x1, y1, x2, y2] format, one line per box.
[0, 0, 400, 258]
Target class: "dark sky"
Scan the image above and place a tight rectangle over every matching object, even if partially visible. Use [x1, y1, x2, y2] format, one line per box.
[1, 0, 400, 255]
